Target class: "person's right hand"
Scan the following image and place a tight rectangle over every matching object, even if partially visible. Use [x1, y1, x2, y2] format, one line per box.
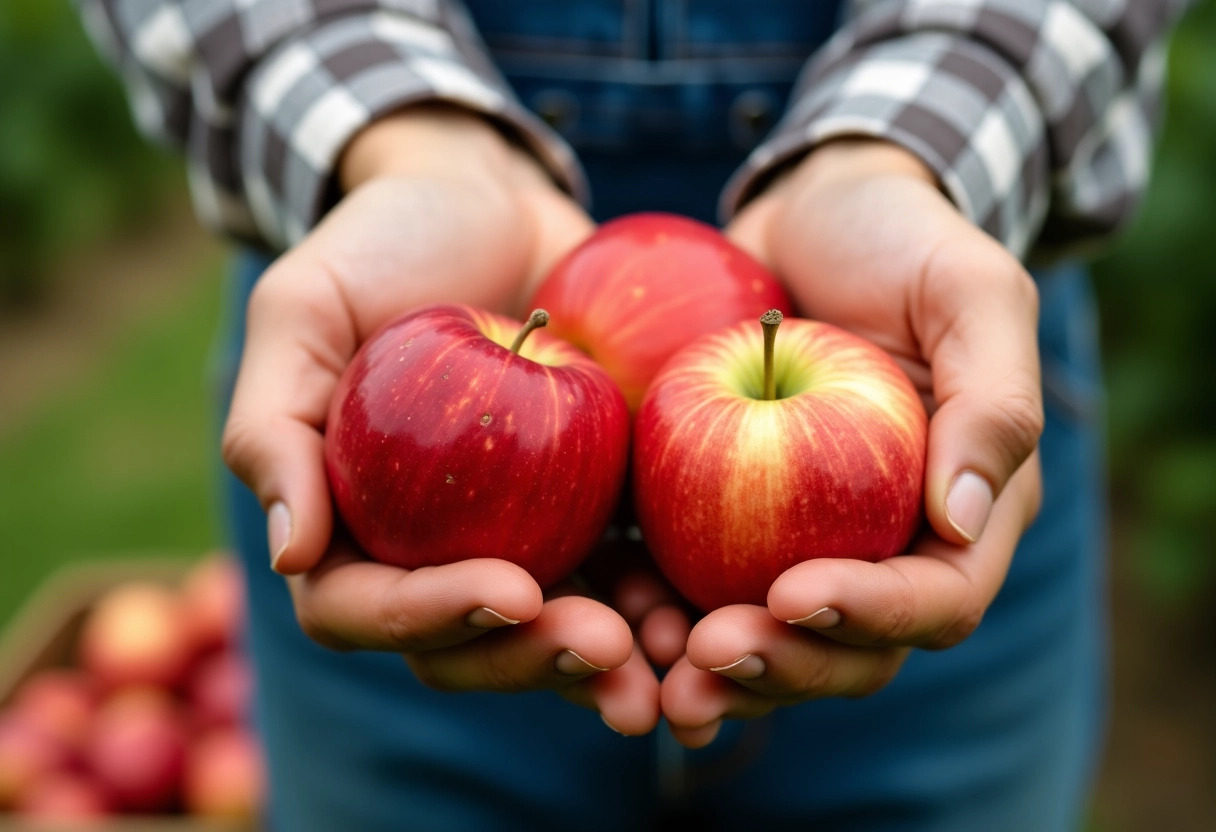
[221, 105, 661, 735]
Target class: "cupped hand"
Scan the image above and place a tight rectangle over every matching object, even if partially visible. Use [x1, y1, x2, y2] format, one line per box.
[285, 540, 663, 735]
[660, 138, 1046, 747]
[221, 106, 663, 732]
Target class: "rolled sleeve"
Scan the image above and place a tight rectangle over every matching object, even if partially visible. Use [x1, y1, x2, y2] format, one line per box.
[238, 11, 585, 247]
[78, 1, 585, 251]
[724, 0, 1190, 259]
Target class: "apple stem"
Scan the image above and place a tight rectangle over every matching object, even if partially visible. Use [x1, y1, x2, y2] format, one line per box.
[760, 309, 783, 401]
[509, 309, 550, 354]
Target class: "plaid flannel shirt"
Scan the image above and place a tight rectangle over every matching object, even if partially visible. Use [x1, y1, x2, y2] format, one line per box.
[79, 0, 1190, 258]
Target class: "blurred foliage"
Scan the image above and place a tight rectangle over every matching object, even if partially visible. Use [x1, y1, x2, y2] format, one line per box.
[0, 260, 224, 629]
[1091, 1, 1216, 609]
[0, 0, 178, 306]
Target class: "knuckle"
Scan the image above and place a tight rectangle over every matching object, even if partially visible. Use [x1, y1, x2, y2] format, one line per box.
[796, 644, 836, 697]
[293, 604, 345, 652]
[873, 571, 919, 645]
[932, 603, 986, 650]
[219, 416, 254, 477]
[481, 650, 527, 693]
[407, 658, 456, 693]
[848, 650, 905, 698]
[877, 593, 917, 645]
[989, 387, 1045, 462]
[378, 604, 423, 653]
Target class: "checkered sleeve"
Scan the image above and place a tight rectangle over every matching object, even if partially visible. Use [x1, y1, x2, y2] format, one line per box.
[77, 0, 585, 250]
[723, 0, 1191, 258]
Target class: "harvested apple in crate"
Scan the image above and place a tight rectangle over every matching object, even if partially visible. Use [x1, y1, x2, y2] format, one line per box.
[0, 554, 265, 829]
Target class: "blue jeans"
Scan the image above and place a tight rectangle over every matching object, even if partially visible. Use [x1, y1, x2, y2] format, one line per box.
[217, 4, 1107, 828]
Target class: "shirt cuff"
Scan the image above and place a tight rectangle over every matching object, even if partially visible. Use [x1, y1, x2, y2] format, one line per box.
[237, 12, 586, 250]
[723, 33, 1050, 258]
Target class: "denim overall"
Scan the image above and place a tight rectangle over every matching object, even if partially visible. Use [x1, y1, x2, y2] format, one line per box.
[220, 3, 1107, 829]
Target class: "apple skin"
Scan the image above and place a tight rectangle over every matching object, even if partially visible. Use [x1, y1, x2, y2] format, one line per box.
[633, 317, 928, 612]
[325, 304, 630, 588]
[77, 582, 193, 691]
[180, 554, 245, 654]
[183, 728, 264, 821]
[11, 669, 96, 753]
[0, 714, 70, 810]
[15, 771, 112, 822]
[528, 213, 794, 412]
[187, 650, 252, 731]
[84, 687, 187, 813]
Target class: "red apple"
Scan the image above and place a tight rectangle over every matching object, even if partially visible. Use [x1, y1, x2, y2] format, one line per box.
[325, 305, 630, 588]
[529, 213, 794, 411]
[11, 669, 96, 753]
[84, 687, 187, 812]
[15, 771, 111, 823]
[180, 554, 245, 654]
[633, 311, 927, 611]
[0, 713, 69, 809]
[77, 582, 193, 690]
[187, 650, 252, 731]
[183, 728, 264, 820]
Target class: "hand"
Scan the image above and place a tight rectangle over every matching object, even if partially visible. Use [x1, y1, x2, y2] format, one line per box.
[660, 139, 1045, 746]
[221, 106, 661, 733]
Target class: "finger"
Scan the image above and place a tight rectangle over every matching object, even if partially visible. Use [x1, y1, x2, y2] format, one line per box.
[609, 564, 692, 667]
[770, 454, 1042, 650]
[406, 595, 633, 693]
[287, 554, 543, 652]
[579, 539, 694, 668]
[221, 266, 356, 575]
[638, 605, 692, 669]
[916, 238, 1044, 545]
[561, 645, 662, 737]
[659, 657, 765, 749]
[685, 606, 906, 700]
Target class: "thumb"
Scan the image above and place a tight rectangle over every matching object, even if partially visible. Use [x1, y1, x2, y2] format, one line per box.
[221, 269, 355, 574]
[920, 250, 1044, 546]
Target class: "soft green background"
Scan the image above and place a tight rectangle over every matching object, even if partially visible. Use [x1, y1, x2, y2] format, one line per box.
[1, 2, 1213, 829]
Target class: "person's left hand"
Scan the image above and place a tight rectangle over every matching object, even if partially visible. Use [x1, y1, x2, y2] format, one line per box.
[660, 139, 1045, 747]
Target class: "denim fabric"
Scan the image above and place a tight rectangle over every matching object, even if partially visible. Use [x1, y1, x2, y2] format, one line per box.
[216, 3, 1106, 829]
[465, 0, 843, 222]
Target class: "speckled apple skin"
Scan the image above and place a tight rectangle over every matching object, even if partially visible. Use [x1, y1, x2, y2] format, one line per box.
[633, 317, 928, 612]
[325, 304, 630, 589]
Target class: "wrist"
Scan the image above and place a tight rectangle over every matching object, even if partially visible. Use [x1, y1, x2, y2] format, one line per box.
[338, 104, 550, 194]
[759, 138, 938, 207]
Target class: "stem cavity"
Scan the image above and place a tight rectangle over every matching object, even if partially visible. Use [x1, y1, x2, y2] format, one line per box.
[510, 309, 550, 354]
[760, 309, 783, 401]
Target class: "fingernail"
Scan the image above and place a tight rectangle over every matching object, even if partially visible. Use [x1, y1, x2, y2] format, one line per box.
[465, 607, 520, 629]
[709, 654, 766, 681]
[788, 606, 841, 629]
[945, 470, 994, 543]
[267, 501, 291, 573]
[601, 714, 628, 736]
[555, 650, 608, 676]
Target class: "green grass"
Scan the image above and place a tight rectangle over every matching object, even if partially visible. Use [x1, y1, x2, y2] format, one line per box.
[0, 259, 227, 629]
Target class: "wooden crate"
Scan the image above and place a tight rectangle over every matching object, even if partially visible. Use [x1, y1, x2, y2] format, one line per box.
[0, 559, 258, 832]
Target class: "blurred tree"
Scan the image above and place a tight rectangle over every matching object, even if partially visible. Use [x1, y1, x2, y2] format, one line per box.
[0, 0, 178, 307]
[1092, 0, 1216, 610]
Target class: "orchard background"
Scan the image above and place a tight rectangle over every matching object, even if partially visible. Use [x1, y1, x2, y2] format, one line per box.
[1, 2, 1213, 828]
